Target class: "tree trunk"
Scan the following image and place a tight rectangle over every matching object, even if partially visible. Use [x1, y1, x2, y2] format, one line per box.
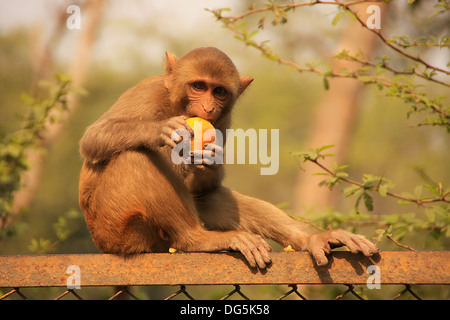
[293, 3, 385, 214]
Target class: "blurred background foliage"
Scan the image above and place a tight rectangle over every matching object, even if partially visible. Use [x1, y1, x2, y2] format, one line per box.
[0, 0, 448, 299]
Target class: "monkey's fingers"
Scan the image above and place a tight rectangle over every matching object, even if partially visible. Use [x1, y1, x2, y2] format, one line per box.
[350, 234, 379, 257]
[243, 245, 272, 269]
[249, 235, 272, 269]
[204, 143, 223, 155]
[167, 125, 194, 149]
[164, 134, 177, 148]
[190, 150, 206, 165]
[200, 150, 219, 164]
[168, 130, 182, 145]
[308, 230, 379, 267]
[229, 233, 272, 269]
[308, 238, 332, 267]
[176, 116, 195, 135]
[165, 116, 195, 136]
[189, 150, 219, 166]
[192, 144, 223, 166]
[330, 230, 378, 257]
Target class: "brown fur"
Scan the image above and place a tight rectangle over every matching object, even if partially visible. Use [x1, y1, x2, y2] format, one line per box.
[79, 47, 378, 268]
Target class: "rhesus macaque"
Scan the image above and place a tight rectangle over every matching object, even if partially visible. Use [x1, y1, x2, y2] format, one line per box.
[79, 47, 378, 268]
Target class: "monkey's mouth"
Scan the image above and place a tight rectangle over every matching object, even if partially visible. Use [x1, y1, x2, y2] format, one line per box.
[190, 114, 216, 125]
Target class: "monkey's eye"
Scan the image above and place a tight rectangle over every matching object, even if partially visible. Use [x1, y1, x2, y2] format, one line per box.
[213, 87, 228, 97]
[192, 81, 206, 91]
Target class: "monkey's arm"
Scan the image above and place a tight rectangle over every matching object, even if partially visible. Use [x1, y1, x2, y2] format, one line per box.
[80, 115, 193, 163]
[80, 117, 153, 162]
[197, 187, 378, 266]
[80, 76, 194, 163]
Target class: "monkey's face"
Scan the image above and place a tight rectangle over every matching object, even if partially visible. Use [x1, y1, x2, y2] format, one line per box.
[184, 79, 234, 124]
[165, 47, 253, 125]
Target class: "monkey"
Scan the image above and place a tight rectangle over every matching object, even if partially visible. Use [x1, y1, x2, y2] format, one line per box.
[79, 47, 378, 269]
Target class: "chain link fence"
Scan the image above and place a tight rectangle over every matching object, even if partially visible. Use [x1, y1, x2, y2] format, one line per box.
[1, 283, 440, 300]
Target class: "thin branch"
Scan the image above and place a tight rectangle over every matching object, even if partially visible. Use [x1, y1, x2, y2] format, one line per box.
[386, 235, 416, 251]
[338, 52, 449, 87]
[211, 0, 450, 77]
[222, 0, 370, 22]
[336, 0, 450, 76]
[306, 157, 450, 206]
[208, 2, 450, 127]
[278, 59, 449, 124]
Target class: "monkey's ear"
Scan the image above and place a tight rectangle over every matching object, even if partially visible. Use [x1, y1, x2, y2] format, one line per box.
[165, 51, 177, 76]
[238, 76, 254, 96]
[164, 51, 177, 88]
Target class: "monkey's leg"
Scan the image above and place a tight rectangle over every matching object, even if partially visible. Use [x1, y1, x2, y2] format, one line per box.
[81, 150, 271, 268]
[196, 187, 379, 266]
[79, 152, 172, 254]
[196, 187, 311, 248]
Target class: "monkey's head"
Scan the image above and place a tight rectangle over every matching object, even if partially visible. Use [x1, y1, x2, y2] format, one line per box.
[164, 47, 253, 126]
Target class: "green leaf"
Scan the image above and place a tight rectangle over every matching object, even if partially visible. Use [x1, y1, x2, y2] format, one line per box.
[335, 164, 349, 172]
[414, 185, 423, 199]
[374, 228, 386, 243]
[363, 192, 374, 211]
[332, 11, 345, 26]
[317, 145, 335, 153]
[344, 9, 357, 21]
[397, 199, 413, 205]
[378, 184, 388, 197]
[53, 217, 70, 241]
[336, 172, 349, 178]
[318, 180, 327, 187]
[344, 185, 362, 197]
[28, 237, 52, 253]
[20, 92, 35, 106]
[355, 193, 363, 214]
[312, 172, 329, 176]
[357, 76, 374, 83]
[55, 74, 72, 84]
[258, 17, 266, 29]
[323, 77, 329, 90]
[248, 30, 259, 39]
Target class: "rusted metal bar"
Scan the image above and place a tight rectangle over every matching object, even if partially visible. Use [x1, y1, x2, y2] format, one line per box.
[0, 251, 448, 288]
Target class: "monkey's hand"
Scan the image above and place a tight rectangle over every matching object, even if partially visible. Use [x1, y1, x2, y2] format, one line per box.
[229, 232, 272, 269]
[306, 229, 379, 267]
[191, 142, 223, 166]
[160, 116, 194, 148]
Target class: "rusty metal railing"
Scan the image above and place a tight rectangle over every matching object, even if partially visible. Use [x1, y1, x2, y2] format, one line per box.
[0, 251, 449, 300]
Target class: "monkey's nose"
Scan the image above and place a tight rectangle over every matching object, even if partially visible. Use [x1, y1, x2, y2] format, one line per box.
[202, 104, 214, 113]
